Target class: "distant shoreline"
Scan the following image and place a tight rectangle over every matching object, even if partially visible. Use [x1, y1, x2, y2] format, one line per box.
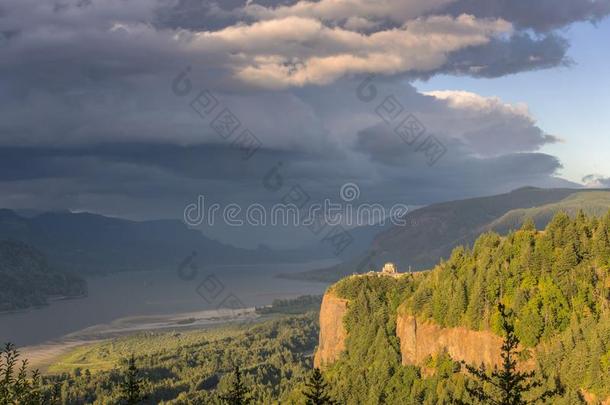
[0, 293, 88, 316]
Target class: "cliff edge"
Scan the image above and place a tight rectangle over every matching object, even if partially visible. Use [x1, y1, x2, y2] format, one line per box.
[313, 290, 348, 368]
[396, 313, 503, 369]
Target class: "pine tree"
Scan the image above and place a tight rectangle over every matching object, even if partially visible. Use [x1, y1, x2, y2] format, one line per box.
[119, 354, 145, 405]
[457, 304, 562, 405]
[302, 368, 336, 405]
[219, 365, 250, 405]
[553, 243, 578, 296]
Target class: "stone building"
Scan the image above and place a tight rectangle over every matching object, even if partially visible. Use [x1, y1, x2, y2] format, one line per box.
[381, 262, 398, 275]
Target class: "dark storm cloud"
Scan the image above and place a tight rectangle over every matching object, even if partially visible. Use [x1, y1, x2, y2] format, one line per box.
[153, 0, 303, 32]
[441, 0, 610, 32]
[438, 33, 571, 78]
[0, 0, 604, 244]
[153, 0, 245, 31]
[0, 76, 567, 211]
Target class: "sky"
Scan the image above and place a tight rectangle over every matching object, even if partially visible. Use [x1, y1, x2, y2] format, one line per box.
[1, 0, 609, 247]
[415, 18, 610, 184]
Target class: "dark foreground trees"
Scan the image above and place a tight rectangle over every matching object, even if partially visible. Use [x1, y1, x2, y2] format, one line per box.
[219, 365, 251, 405]
[0, 342, 59, 405]
[119, 354, 146, 405]
[302, 368, 337, 405]
[459, 304, 562, 405]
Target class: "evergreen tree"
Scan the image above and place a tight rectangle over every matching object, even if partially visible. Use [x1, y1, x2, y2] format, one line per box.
[219, 365, 250, 405]
[302, 368, 336, 405]
[458, 304, 562, 405]
[592, 224, 610, 266]
[119, 354, 145, 405]
[554, 245, 578, 295]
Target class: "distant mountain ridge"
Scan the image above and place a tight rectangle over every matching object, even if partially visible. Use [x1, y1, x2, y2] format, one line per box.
[487, 191, 610, 234]
[293, 187, 610, 281]
[0, 209, 302, 275]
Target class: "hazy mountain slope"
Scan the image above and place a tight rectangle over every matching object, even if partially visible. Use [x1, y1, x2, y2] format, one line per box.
[488, 190, 610, 234]
[0, 240, 86, 311]
[0, 210, 293, 275]
[294, 187, 610, 281]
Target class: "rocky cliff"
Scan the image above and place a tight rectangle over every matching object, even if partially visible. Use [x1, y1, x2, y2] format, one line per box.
[395, 313, 503, 368]
[313, 291, 348, 368]
[315, 285, 609, 403]
[315, 289, 505, 369]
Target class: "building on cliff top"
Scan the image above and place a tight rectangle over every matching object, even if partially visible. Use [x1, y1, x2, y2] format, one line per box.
[358, 262, 403, 278]
[382, 262, 398, 274]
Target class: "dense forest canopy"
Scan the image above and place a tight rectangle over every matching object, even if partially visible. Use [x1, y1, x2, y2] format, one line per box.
[406, 211, 610, 346]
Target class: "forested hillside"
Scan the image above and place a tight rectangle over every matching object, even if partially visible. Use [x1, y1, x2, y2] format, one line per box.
[24, 315, 319, 404]
[0, 240, 86, 311]
[320, 209, 610, 403]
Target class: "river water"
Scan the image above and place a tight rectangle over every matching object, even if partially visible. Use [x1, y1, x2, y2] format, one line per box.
[0, 260, 334, 346]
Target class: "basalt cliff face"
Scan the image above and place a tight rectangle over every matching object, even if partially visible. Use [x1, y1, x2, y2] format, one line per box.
[313, 291, 348, 368]
[395, 314, 503, 369]
[315, 288, 504, 369]
[315, 286, 609, 403]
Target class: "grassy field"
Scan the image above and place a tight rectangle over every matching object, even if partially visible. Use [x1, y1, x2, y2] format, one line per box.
[44, 296, 321, 376]
[46, 322, 253, 375]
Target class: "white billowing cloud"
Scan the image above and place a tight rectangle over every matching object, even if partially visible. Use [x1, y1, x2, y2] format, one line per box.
[1, 0, 513, 90]
[192, 14, 512, 88]
[427, 90, 530, 118]
[424, 90, 560, 156]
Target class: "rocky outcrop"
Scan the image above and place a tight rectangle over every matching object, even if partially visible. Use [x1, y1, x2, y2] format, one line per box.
[314, 290, 504, 370]
[314, 291, 348, 368]
[396, 314, 504, 369]
[315, 280, 610, 402]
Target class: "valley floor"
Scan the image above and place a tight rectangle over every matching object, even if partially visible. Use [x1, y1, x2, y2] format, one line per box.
[21, 307, 259, 373]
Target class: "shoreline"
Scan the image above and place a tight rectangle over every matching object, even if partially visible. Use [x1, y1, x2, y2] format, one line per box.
[20, 306, 259, 373]
[0, 293, 88, 316]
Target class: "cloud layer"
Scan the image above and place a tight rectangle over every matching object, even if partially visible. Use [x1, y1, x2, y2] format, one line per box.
[0, 0, 606, 245]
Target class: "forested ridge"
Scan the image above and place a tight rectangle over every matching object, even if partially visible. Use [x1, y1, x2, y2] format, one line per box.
[327, 210, 610, 403]
[404, 210, 610, 397]
[0, 240, 86, 311]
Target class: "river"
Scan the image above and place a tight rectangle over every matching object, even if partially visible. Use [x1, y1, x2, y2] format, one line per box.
[0, 260, 334, 347]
